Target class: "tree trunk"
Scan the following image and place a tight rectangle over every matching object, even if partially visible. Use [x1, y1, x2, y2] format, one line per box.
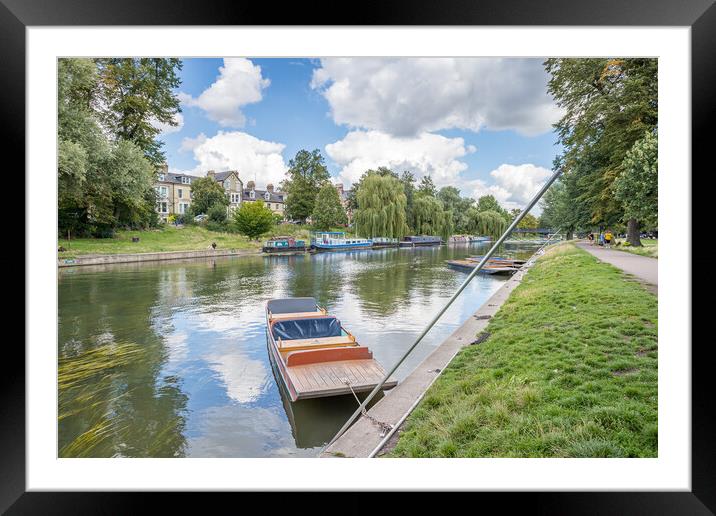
[566, 229, 574, 240]
[627, 218, 641, 246]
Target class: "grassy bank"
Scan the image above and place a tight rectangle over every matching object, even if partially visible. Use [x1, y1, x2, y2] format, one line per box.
[615, 238, 658, 258]
[389, 243, 657, 458]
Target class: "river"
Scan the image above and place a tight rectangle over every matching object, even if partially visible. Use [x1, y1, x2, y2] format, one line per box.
[57, 241, 541, 457]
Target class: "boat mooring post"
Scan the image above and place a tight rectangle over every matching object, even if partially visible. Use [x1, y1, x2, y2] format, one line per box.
[324, 168, 563, 452]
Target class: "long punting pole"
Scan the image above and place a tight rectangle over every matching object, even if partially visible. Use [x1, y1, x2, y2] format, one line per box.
[324, 168, 563, 450]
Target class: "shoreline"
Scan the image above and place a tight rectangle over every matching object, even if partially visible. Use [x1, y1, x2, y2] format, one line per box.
[58, 247, 262, 268]
[321, 247, 545, 458]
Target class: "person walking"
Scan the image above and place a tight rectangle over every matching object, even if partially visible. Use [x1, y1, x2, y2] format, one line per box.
[604, 230, 613, 248]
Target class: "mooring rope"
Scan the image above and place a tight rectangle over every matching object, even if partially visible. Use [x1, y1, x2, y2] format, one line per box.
[342, 379, 393, 438]
[322, 168, 563, 453]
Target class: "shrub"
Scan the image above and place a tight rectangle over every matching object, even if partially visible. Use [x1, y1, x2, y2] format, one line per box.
[207, 203, 228, 223]
[234, 201, 275, 240]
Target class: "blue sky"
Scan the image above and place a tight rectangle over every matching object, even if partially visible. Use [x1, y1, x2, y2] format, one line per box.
[158, 57, 563, 211]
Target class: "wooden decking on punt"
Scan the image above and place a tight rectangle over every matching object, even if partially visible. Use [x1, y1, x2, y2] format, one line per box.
[286, 359, 398, 400]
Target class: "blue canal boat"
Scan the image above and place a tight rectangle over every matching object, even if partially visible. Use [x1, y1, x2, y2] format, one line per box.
[371, 237, 399, 248]
[262, 236, 307, 254]
[311, 231, 372, 251]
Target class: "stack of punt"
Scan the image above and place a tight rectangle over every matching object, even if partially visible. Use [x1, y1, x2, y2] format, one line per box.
[445, 256, 523, 275]
[266, 297, 398, 401]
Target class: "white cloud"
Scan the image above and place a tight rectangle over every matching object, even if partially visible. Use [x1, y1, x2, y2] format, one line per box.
[152, 112, 184, 135]
[173, 131, 288, 188]
[312, 57, 561, 137]
[325, 130, 475, 186]
[466, 163, 553, 212]
[179, 58, 270, 127]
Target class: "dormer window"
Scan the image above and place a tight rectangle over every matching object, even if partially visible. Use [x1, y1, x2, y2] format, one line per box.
[158, 173, 165, 181]
[249, 190, 255, 199]
[182, 176, 190, 184]
[264, 192, 270, 200]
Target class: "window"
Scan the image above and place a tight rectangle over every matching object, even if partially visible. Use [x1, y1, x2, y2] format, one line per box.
[178, 189, 183, 198]
[179, 203, 188, 214]
[156, 202, 168, 213]
[156, 186, 168, 198]
[230, 193, 240, 203]
[158, 173, 165, 181]
[182, 176, 191, 184]
[264, 192, 270, 200]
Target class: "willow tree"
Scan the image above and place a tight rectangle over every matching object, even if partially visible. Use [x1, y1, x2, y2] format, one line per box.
[353, 174, 408, 238]
[412, 195, 453, 241]
[465, 208, 509, 240]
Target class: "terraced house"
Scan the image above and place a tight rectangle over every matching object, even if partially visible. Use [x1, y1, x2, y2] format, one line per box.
[243, 180, 286, 219]
[154, 164, 244, 221]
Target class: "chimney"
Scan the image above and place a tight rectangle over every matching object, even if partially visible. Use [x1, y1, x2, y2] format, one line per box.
[160, 163, 169, 174]
[266, 183, 274, 193]
[335, 183, 344, 194]
[207, 170, 216, 178]
[247, 180, 255, 190]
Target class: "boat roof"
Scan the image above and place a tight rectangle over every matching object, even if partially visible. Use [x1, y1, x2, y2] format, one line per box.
[267, 297, 317, 314]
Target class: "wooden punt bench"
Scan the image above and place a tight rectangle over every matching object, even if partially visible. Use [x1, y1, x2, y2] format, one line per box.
[268, 309, 327, 321]
[277, 335, 356, 351]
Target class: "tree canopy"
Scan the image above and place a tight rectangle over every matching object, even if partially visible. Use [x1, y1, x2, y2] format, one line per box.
[189, 176, 229, 215]
[412, 195, 453, 241]
[312, 183, 348, 230]
[353, 173, 409, 238]
[281, 149, 331, 222]
[233, 201, 275, 240]
[613, 131, 658, 229]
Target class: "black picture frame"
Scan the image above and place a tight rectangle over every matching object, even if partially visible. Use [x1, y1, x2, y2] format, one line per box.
[5, 0, 711, 512]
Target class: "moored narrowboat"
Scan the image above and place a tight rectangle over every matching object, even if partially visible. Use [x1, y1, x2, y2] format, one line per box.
[265, 297, 397, 401]
[262, 236, 307, 254]
[310, 231, 372, 251]
[371, 237, 399, 248]
[399, 235, 443, 247]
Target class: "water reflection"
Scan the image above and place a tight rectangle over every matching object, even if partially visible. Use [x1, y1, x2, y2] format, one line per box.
[58, 242, 540, 457]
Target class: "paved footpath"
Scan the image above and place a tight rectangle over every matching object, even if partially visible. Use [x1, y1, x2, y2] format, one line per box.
[576, 242, 658, 295]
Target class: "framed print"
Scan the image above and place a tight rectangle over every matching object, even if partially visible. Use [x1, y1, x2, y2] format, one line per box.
[5, 0, 713, 512]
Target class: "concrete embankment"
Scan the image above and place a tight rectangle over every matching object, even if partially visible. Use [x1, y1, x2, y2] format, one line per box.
[58, 248, 261, 267]
[321, 249, 545, 458]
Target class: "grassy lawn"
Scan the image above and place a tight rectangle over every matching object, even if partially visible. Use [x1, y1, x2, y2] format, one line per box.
[389, 243, 657, 458]
[614, 238, 658, 258]
[58, 225, 262, 257]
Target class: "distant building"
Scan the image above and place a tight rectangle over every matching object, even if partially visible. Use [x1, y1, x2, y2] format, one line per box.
[243, 180, 286, 219]
[335, 183, 352, 223]
[154, 164, 244, 221]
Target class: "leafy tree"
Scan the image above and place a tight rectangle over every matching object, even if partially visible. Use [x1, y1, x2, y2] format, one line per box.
[513, 211, 540, 230]
[613, 131, 658, 245]
[538, 177, 591, 240]
[312, 183, 348, 230]
[346, 166, 399, 211]
[417, 175, 438, 198]
[353, 174, 408, 238]
[58, 58, 159, 237]
[233, 201, 275, 240]
[438, 186, 475, 233]
[207, 203, 228, 223]
[475, 195, 508, 218]
[189, 176, 229, 214]
[465, 208, 509, 240]
[412, 195, 453, 241]
[400, 171, 417, 231]
[545, 58, 657, 235]
[281, 149, 331, 222]
[95, 58, 183, 165]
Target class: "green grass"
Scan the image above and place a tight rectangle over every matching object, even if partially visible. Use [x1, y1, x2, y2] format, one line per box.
[614, 238, 658, 258]
[57, 223, 355, 258]
[58, 225, 262, 257]
[388, 243, 657, 458]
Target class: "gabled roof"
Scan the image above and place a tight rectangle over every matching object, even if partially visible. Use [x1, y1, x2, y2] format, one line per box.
[213, 171, 239, 182]
[243, 188, 285, 202]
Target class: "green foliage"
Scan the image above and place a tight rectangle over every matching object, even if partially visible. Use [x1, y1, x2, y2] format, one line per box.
[400, 171, 417, 229]
[347, 167, 399, 211]
[353, 173, 408, 238]
[465, 209, 508, 240]
[613, 131, 658, 228]
[390, 244, 658, 458]
[57, 58, 181, 236]
[475, 195, 509, 219]
[190, 176, 229, 214]
[545, 58, 658, 227]
[515, 212, 540, 229]
[438, 186, 475, 233]
[312, 183, 347, 231]
[95, 58, 183, 165]
[539, 178, 591, 238]
[412, 195, 453, 240]
[417, 175, 438, 198]
[281, 149, 331, 222]
[233, 200, 276, 240]
[207, 203, 228, 223]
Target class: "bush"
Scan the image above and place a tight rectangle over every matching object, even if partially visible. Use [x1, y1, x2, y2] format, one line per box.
[234, 201, 275, 240]
[207, 203, 228, 223]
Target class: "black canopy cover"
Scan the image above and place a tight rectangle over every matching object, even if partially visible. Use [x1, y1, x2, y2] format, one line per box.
[272, 316, 342, 341]
[267, 297, 317, 314]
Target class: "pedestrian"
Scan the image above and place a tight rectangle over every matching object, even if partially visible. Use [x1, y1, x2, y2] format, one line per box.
[604, 230, 613, 248]
[587, 233, 595, 245]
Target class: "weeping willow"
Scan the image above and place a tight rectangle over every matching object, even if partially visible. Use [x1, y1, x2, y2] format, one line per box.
[353, 174, 409, 238]
[412, 195, 454, 241]
[465, 208, 509, 240]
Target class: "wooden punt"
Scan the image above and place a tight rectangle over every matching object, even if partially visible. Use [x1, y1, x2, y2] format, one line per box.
[266, 298, 397, 401]
[446, 259, 520, 274]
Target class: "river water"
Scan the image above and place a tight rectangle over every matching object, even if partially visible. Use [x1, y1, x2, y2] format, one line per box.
[58, 242, 540, 457]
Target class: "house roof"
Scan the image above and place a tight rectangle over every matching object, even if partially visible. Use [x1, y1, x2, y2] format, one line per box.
[212, 171, 239, 182]
[243, 188, 285, 202]
[158, 173, 198, 184]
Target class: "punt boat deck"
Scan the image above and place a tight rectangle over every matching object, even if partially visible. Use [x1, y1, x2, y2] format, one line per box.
[266, 297, 397, 401]
[446, 259, 521, 274]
